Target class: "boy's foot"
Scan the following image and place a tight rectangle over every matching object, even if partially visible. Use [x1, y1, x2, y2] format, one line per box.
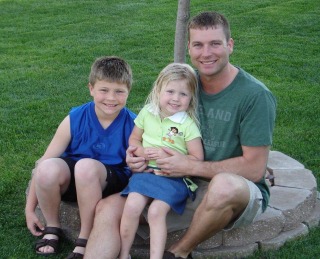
[65, 238, 87, 259]
[35, 227, 64, 255]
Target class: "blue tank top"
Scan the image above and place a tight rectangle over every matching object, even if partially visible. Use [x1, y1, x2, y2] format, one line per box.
[63, 101, 136, 183]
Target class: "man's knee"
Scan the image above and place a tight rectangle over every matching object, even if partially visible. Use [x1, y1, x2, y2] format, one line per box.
[95, 194, 125, 220]
[206, 173, 249, 209]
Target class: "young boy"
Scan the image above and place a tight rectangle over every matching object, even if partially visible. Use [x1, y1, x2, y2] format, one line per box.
[25, 56, 136, 258]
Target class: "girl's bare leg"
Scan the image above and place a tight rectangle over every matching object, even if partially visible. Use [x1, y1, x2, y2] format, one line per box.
[74, 158, 108, 254]
[35, 158, 71, 253]
[148, 200, 171, 259]
[119, 193, 150, 259]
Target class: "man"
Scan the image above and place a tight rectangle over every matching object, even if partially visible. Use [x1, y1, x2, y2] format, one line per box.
[84, 11, 276, 259]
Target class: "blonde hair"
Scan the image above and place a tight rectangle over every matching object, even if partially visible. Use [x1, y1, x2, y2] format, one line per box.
[146, 63, 200, 127]
[89, 56, 133, 90]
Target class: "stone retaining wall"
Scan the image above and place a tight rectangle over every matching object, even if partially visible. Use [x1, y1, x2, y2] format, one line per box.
[27, 151, 320, 258]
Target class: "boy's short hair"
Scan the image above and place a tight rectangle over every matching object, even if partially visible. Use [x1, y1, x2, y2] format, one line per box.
[89, 56, 133, 90]
[188, 11, 231, 42]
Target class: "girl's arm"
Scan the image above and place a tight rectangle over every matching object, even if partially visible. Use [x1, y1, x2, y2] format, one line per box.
[25, 115, 71, 235]
[185, 137, 204, 161]
[128, 126, 149, 160]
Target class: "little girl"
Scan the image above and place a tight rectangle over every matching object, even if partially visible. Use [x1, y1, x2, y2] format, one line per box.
[119, 63, 204, 259]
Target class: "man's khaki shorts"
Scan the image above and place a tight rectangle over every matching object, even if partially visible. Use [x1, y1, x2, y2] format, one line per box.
[137, 177, 263, 239]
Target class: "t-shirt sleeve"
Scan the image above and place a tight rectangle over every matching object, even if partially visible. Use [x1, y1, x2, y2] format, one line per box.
[183, 119, 202, 142]
[133, 106, 147, 130]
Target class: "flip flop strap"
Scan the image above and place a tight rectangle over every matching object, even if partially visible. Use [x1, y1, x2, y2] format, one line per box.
[74, 238, 87, 248]
[35, 238, 59, 252]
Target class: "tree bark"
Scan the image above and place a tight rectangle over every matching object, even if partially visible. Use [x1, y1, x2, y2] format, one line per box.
[174, 0, 190, 63]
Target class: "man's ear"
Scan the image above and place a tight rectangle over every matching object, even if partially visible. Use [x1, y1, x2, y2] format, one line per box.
[228, 38, 234, 54]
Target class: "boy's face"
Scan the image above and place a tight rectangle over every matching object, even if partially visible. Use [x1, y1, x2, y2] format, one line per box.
[89, 80, 129, 120]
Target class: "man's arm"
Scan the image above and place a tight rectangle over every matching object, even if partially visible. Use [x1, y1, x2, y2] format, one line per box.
[156, 145, 270, 182]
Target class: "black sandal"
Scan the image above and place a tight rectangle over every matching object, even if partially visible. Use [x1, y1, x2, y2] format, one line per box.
[35, 227, 64, 256]
[65, 238, 87, 259]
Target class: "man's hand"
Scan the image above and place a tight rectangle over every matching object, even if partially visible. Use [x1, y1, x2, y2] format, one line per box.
[126, 146, 153, 173]
[26, 210, 44, 236]
[155, 147, 191, 177]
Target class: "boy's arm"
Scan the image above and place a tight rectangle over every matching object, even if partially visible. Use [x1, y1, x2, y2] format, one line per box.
[128, 125, 149, 160]
[25, 115, 71, 235]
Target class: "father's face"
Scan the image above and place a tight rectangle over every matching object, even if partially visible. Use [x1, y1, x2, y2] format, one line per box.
[188, 26, 233, 78]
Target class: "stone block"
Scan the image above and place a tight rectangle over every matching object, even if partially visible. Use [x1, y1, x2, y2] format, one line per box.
[267, 151, 304, 173]
[259, 223, 309, 251]
[303, 199, 320, 229]
[268, 186, 315, 231]
[192, 243, 258, 259]
[273, 169, 317, 198]
[59, 201, 80, 241]
[222, 207, 285, 246]
[133, 227, 222, 250]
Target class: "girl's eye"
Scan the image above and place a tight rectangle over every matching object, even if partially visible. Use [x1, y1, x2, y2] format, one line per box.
[181, 93, 187, 96]
[167, 90, 174, 94]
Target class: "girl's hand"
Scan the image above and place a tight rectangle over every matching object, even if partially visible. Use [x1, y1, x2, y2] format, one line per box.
[26, 210, 44, 236]
[146, 147, 171, 160]
[126, 146, 152, 173]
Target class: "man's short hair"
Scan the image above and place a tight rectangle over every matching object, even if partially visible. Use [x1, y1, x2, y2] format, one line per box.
[188, 12, 231, 42]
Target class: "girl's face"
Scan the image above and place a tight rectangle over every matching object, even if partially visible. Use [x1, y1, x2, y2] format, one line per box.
[159, 80, 191, 116]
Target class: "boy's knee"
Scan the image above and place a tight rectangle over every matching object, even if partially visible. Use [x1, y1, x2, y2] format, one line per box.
[36, 160, 61, 186]
[74, 159, 100, 182]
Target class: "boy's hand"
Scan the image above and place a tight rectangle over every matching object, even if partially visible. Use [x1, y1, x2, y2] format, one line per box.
[26, 210, 44, 236]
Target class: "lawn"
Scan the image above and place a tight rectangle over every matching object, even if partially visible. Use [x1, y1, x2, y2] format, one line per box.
[0, 0, 319, 258]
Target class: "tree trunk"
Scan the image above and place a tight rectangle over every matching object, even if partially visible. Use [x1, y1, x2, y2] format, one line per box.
[174, 0, 190, 63]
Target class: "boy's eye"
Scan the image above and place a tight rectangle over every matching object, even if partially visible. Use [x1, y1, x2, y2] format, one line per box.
[117, 90, 124, 93]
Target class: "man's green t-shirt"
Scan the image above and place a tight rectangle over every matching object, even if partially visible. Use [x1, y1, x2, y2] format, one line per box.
[197, 68, 277, 211]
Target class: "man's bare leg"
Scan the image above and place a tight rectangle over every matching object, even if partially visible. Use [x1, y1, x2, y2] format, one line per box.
[167, 173, 250, 258]
[84, 193, 126, 259]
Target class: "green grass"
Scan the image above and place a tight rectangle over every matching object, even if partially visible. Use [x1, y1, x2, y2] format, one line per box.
[0, 0, 319, 258]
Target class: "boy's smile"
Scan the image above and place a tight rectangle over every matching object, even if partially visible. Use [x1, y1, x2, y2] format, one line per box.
[89, 80, 129, 121]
